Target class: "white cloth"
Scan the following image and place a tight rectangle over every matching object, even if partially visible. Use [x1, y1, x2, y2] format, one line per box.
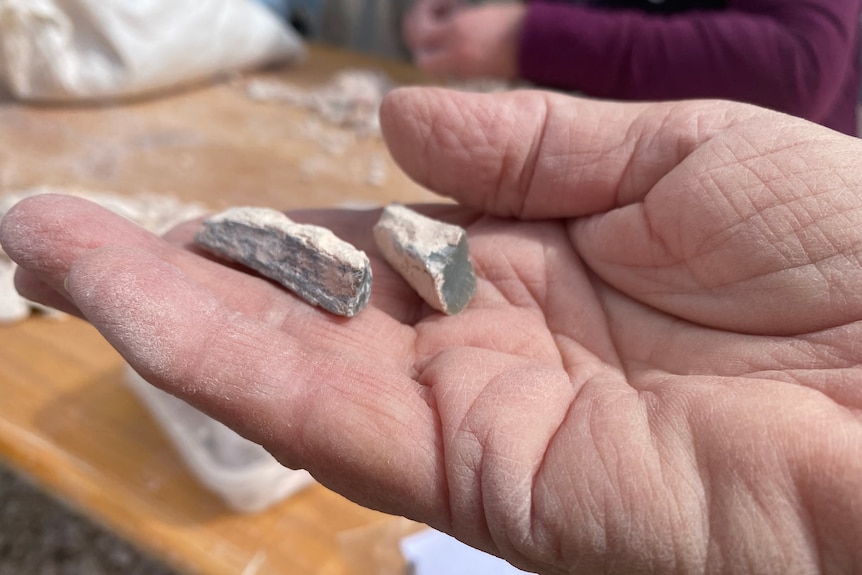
[0, 0, 305, 101]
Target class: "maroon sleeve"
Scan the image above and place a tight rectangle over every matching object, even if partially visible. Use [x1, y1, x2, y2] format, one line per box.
[519, 0, 862, 127]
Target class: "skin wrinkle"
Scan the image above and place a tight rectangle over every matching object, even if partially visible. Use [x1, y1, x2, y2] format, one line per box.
[571, 123, 619, 205]
[617, 403, 668, 567]
[683, 401, 722, 574]
[432, 100, 482, 201]
[809, 256, 850, 314]
[476, 367, 572, 567]
[207, 330, 298, 404]
[593, 282, 666, 375]
[758, 205, 828, 270]
[513, 94, 550, 219]
[615, 107, 658, 208]
[450, 405, 492, 546]
[678, 401, 714, 572]
[410, 92, 436, 194]
[753, 389, 836, 571]
[639, 196, 678, 277]
[507, 227, 559, 311]
[701, 431, 728, 574]
[697, 417, 757, 574]
[182, 297, 308, 403]
[751, 368, 862, 415]
[417, 348, 483, 532]
[517, 236, 630, 568]
[415, 384, 452, 524]
[471, 227, 547, 311]
[589, 389, 642, 570]
[583, 223, 833, 334]
[676, 158, 856, 294]
[799, 209, 862, 273]
[561, 381, 619, 571]
[747, 466, 807, 571]
[806, 325, 862, 364]
[486, 106, 523, 218]
[682, 142, 756, 243]
[656, 323, 856, 383]
[792, 469, 829, 575]
[628, 372, 844, 572]
[617, 102, 722, 207]
[660, 104, 703, 164]
[528, 398, 576, 572]
[294, 357, 443, 517]
[677, 178, 745, 272]
[799, 424, 862, 573]
[581, 275, 629, 374]
[645, 389, 710, 572]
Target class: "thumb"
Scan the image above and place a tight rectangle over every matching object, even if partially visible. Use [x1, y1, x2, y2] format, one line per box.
[380, 87, 752, 219]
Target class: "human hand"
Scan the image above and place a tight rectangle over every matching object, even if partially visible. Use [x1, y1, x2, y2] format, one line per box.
[403, 0, 525, 79]
[3, 88, 862, 574]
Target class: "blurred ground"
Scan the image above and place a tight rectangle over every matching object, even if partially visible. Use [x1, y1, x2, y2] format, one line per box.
[0, 463, 178, 575]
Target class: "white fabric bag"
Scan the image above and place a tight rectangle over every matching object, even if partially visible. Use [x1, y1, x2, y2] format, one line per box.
[0, 0, 305, 101]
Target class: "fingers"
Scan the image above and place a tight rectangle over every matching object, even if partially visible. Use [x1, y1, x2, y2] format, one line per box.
[2, 194, 450, 520]
[403, 0, 457, 55]
[413, 45, 454, 78]
[1, 194, 166, 312]
[380, 87, 761, 219]
[63, 244, 447, 521]
[13, 267, 83, 317]
[405, 15, 455, 75]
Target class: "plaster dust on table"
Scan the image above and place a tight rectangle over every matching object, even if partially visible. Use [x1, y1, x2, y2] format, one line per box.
[238, 68, 517, 192]
[239, 68, 393, 188]
[241, 68, 392, 137]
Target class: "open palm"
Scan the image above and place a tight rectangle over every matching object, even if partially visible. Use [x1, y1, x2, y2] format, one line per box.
[3, 88, 862, 574]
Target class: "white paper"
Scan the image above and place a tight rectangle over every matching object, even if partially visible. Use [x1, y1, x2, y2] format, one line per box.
[400, 529, 535, 575]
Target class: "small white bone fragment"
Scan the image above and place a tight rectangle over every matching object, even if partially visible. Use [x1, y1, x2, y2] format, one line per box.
[373, 204, 476, 315]
[195, 207, 372, 317]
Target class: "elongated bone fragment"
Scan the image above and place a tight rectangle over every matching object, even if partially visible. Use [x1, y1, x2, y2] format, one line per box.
[195, 207, 372, 317]
[373, 204, 476, 315]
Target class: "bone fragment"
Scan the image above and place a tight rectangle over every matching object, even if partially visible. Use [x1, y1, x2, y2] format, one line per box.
[195, 207, 372, 317]
[373, 204, 476, 315]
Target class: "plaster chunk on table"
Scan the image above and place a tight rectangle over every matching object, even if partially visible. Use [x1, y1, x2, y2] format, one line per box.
[195, 207, 372, 317]
[373, 204, 476, 315]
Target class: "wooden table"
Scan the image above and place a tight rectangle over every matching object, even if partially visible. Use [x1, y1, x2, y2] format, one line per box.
[0, 44, 439, 575]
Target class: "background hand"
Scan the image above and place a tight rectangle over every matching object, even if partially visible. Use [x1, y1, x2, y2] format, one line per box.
[3, 88, 862, 574]
[403, 0, 525, 79]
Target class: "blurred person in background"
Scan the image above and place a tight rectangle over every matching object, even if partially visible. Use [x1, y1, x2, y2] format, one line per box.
[403, 0, 862, 135]
[259, 0, 415, 60]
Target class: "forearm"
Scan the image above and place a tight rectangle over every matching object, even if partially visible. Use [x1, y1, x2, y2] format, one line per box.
[518, 0, 859, 124]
